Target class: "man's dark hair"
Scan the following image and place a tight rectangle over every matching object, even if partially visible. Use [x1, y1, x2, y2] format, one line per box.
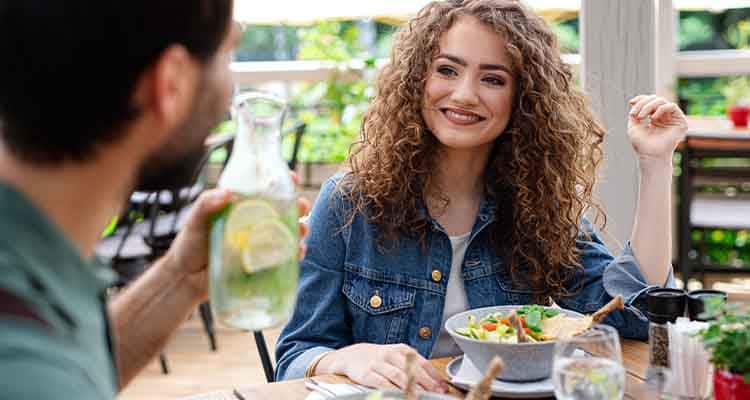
[0, 1, 233, 163]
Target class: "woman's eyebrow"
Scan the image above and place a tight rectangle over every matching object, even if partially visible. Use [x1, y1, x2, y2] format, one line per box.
[436, 53, 511, 74]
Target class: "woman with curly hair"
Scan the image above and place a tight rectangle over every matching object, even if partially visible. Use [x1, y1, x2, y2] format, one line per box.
[275, 0, 686, 391]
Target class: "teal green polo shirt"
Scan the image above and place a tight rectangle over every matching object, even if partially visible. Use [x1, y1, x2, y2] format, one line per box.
[0, 182, 118, 398]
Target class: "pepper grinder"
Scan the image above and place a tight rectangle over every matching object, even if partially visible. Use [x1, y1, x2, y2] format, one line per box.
[645, 288, 687, 393]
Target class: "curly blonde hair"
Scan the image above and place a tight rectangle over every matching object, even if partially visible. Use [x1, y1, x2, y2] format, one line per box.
[340, 0, 606, 300]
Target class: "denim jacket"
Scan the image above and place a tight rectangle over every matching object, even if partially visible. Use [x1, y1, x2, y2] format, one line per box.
[275, 174, 674, 381]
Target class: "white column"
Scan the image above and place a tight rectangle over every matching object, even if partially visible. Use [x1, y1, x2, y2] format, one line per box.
[581, 0, 657, 249]
[655, 0, 677, 100]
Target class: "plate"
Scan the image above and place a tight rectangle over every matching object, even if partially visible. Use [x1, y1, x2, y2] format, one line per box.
[446, 356, 555, 399]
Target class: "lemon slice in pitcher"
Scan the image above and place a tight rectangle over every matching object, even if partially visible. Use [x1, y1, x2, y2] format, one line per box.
[225, 199, 279, 251]
[241, 219, 296, 273]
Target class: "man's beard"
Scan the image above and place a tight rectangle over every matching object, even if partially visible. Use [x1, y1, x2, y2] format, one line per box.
[133, 76, 227, 193]
[133, 143, 207, 192]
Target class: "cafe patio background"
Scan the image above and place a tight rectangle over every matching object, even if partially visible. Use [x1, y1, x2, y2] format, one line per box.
[120, 1, 750, 398]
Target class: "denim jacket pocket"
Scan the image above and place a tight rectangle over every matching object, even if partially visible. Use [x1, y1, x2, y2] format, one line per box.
[342, 264, 417, 344]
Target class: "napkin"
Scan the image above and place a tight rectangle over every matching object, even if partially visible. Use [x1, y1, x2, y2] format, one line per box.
[304, 382, 371, 400]
[663, 317, 712, 399]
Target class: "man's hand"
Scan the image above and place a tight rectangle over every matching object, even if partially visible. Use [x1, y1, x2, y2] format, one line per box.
[162, 189, 232, 300]
[163, 176, 311, 301]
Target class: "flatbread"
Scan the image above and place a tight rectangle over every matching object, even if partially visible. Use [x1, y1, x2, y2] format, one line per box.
[539, 314, 593, 340]
[539, 295, 624, 340]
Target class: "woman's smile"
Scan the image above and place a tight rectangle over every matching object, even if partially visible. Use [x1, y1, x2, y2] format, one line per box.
[440, 107, 486, 126]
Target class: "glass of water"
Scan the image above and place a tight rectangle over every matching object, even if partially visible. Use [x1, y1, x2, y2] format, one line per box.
[553, 324, 625, 400]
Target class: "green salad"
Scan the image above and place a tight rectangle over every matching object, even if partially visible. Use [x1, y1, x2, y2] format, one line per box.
[453, 305, 560, 343]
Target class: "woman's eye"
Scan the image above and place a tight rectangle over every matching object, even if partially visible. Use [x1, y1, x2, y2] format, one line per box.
[437, 66, 457, 77]
[483, 76, 505, 86]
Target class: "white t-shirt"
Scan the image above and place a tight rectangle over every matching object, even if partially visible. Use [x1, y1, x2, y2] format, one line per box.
[431, 231, 471, 358]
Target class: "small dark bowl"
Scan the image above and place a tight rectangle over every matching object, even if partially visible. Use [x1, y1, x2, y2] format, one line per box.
[687, 289, 727, 321]
[646, 288, 686, 323]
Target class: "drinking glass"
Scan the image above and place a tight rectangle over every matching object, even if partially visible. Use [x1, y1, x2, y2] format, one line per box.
[553, 324, 625, 400]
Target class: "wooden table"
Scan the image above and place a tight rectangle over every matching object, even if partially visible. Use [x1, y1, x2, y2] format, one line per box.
[677, 117, 750, 284]
[681, 116, 750, 151]
[185, 339, 652, 400]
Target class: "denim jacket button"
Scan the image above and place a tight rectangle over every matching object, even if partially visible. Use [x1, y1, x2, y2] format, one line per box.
[369, 295, 383, 309]
[419, 327, 432, 339]
[431, 270, 442, 282]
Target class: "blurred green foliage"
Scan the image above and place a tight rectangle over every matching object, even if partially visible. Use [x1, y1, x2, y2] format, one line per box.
[235, 25, 298, 61]
[723, 76, 750, 106]
[677, 9, 750, 115]
[545, 11, 750, 117]
[287, 21, 376, 163]
[551, 19, 579, 53]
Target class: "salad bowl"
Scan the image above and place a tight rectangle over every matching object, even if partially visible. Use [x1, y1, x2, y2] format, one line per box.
[445, 305, 585, 382]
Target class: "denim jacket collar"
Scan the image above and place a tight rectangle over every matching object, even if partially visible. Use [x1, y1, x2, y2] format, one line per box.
[420, 192, 497, 240]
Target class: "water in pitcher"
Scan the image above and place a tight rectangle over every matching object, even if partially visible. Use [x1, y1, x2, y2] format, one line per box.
[209, 92, 299, 331]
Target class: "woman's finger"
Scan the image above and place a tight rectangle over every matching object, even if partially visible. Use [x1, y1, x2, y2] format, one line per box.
[387, 347, 443, 392]
[629, 94, 647, 105]
[412, 358, 446, 393]
[298, 217, 309, 238]
[417, 357, 448, 391]
[372, 361, 409, 389]
[637, 97, 668, 119]
[650, 102, 678, 124]
[629, 95, 657, 118]
[297, 197, 311, 217]
[362, 371, 399, 390]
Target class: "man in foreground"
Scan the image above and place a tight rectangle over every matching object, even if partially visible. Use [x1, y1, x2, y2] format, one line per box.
[0, 1, 303, 398]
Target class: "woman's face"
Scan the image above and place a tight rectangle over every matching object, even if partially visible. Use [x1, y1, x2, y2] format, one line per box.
[422, 16, 516, 154]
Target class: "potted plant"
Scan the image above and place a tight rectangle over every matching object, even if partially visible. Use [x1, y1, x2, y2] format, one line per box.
[722, 76, 750, 128]
[698, 299, 750, 400]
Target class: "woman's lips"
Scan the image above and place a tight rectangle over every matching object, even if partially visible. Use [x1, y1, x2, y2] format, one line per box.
[441, 107, 485, 126]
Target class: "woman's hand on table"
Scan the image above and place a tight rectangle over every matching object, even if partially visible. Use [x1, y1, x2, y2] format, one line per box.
[315, 343, 449, 393]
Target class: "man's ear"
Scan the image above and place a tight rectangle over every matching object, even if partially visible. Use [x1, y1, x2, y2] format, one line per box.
[131, 45, 200, 136]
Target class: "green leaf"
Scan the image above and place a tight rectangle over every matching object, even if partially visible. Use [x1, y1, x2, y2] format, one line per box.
[544, 308, 560, 318]
[525, 310, 543, 332]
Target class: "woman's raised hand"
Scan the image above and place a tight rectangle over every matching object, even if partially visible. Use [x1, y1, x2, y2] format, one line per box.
[627, 94, 688, 163]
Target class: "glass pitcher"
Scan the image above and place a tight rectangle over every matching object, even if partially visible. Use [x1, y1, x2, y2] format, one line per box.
[209, 91, 299, 331]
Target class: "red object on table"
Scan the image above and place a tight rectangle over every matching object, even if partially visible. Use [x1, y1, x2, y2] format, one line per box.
[728, 105, 750, 128]
[714, 369, 750, 400]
